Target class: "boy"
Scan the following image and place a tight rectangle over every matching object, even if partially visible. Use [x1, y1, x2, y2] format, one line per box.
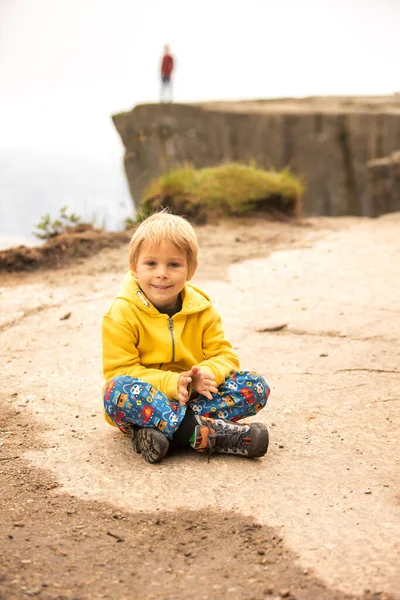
[102, 212, 270, 463]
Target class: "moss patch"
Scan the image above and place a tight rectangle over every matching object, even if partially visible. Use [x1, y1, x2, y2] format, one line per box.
[141, 163, 305, 223]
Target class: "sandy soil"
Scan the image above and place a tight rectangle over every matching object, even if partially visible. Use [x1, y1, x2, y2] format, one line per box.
[0, 215, 399, 600]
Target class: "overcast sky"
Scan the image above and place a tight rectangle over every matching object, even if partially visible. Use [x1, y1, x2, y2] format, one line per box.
[1, 0, 399, 158]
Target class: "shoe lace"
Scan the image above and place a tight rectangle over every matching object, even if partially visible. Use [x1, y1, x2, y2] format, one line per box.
[202, 421, 247, 462]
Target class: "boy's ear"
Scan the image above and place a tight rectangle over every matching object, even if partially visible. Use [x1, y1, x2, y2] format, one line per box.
[187, 262, 198, 281]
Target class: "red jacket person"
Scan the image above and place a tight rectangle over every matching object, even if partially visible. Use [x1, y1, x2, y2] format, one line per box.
[160, 44, 174, 102]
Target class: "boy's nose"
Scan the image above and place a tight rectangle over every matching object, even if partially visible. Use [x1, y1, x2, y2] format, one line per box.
[156, 267, 167, 278]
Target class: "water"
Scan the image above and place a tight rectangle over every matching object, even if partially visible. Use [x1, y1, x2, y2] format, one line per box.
[0, 149, 134, 250]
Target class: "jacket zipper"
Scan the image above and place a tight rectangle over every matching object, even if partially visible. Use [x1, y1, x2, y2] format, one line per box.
[168, 317, 175, 362]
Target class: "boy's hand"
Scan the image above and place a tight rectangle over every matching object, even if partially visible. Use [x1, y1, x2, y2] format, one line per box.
[178, 370, 193, 406]
[190, 365, 218, 400]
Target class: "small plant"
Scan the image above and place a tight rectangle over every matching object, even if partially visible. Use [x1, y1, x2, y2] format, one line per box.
[123, 208, 152, 230]
[123, 217, 137, 229]
[33, 206, 83, 240]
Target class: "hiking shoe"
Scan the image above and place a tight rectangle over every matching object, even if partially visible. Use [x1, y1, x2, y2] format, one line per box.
[130, 426, 169, 464]
[191, 416, 269, 460]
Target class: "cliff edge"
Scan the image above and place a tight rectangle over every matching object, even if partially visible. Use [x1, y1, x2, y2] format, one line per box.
[112, 96, 400, 217]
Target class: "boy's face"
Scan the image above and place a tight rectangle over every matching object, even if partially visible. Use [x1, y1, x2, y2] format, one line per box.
[133, 239, 194, 311]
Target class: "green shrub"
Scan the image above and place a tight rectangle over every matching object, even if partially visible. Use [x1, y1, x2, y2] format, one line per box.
[33, 206, 83, 240]
[141, 163, 305, 223]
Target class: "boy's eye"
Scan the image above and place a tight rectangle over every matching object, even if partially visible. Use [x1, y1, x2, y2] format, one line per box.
[169, 262, 180, 268]
[145, 261, 156, 267]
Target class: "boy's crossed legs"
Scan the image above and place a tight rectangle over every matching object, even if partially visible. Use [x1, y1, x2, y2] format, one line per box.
[104, 371, 270, 463]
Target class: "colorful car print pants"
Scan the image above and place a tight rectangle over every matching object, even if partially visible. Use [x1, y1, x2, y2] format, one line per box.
[103, 370, 270, 439]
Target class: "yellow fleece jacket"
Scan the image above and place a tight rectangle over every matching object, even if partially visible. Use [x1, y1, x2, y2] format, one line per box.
[102, 273, 239, 424]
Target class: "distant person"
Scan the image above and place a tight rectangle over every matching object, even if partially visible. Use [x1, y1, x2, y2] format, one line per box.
[101, 211, 271, 464]
[160, 44, 174, 102]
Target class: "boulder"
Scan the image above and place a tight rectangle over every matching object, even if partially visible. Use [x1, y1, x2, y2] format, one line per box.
[367, 150, 400, 216]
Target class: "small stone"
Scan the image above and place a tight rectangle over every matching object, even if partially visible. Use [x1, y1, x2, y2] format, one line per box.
[21, 559, 31, 564]
[365, 490, 372, 495]
[264, 586, 274, 595]
[59, 312, 71, 321]
[256, 323, 288, 333]
[14, 522, 25, 527]
[24, 588, 41, 596]
[279, 590, 290, 598]
[319, 353, 328, 357]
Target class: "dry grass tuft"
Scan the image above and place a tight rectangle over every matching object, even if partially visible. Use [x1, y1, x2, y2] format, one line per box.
[140, 163, 305, 223]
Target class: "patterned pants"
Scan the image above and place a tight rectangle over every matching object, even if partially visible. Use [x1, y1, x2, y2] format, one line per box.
[103, 371, 270, 439]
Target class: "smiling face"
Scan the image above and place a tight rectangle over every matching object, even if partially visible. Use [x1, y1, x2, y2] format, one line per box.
[133, 239, 194, 311]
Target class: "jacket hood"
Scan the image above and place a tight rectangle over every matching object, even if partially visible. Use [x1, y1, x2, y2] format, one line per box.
[116, 271, 212, 316]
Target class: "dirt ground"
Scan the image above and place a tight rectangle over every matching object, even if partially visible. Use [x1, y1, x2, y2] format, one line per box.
[0, 216, 399, 600]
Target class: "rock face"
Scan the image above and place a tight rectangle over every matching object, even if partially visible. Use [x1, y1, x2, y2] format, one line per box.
[367, 151, 400, 217]
[112, 97, 400, 216]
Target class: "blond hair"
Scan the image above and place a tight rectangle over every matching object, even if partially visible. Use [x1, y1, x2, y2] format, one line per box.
[128, 211, 198, 278]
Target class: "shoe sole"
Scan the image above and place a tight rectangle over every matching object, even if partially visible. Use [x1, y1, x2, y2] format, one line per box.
[137, 428, 169, 464]
[129, 425, 141, 454]
[247, 423, 269, 458]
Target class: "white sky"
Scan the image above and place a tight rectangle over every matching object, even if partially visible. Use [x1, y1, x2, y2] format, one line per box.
[0, 0, 399, 157]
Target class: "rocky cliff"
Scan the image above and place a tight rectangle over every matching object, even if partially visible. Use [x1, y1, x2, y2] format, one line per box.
[367, 150, 400, 216]
[112, 96, 400, 217]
